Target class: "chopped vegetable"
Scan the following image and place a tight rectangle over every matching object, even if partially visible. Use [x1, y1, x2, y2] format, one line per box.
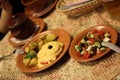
[103, 37, 110, 42]
[80, 48, 85, 55]
[89, 33, 95, 38]
[28, 41, 38, 50]
[75, 45, 82, 52]
[28, 58, 38, 67]
[23, 58, 31, 66]
[104, 32, 111, 38]
[86, 45, 94, 54]
[94, 41, 101, 48]
[83, 51, 90, 59]
[100, 47, 107, 51]
[83, 36, 88, 41]
[76, 52, 81, 57]
[75, 29, 111, 59]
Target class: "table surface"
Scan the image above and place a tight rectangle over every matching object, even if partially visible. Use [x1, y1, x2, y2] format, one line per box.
[0, 6, 120, 80]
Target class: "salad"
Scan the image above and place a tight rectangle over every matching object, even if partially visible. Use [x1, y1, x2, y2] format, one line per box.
[75, 29, 111, 59]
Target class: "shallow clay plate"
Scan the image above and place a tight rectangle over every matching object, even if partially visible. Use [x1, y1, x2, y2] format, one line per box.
[8, 17, 45, 47]
[16, 29, 71, 73]
[69, 25, 118, 62]
[25, 0, 59, 17]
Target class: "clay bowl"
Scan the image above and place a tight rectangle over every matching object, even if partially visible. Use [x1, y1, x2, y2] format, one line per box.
[69, 25, 118, 62]
[16, 29, 71, 73]
[21, 0, 47, 16]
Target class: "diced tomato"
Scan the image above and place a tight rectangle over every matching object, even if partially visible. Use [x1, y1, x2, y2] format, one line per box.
[76, 52, 81, 57]
[97, 30, 105, 35]
[94, 31, 105, 41]
[83, 51, 90, 59]
[90, 29, 97, 34]
[98, 35, 104, 41]
[100, 35, 105, 40]
[97, 49, 103, 54]
[77, 41, 81, 45]
[40, 62, 48, 64]
[89, 38, 95, 44]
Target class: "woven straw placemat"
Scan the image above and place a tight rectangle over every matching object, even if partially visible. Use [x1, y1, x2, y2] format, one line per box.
[0, 7, 120, 80]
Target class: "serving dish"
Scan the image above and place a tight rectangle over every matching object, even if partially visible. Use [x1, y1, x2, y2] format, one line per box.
[16, 29, 70, 73]
[8, 17, 45, 47]
[69, 25, 118, 62]
[25, 0, 59, 17]
[22, 0, 47, 15]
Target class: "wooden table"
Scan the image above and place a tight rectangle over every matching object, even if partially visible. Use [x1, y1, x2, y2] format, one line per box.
[0, 6, 120, 80]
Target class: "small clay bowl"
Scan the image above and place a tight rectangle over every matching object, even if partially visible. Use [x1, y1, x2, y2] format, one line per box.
[21, 0, 47, 16]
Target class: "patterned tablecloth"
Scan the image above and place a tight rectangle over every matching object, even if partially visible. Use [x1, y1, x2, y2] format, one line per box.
[0, 6, 120, 80]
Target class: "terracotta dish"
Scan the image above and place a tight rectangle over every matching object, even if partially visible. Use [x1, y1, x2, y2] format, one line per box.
[16, 29, 71, 73]
[8, 17, 45, 47]
[24, 0, 59, 17]
[69, 25, 118, 62]
[21, 0, 47, 17]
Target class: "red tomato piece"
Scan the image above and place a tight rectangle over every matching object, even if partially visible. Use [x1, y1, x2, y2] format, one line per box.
[90, 29, 97, 34]
[76, 52, 81, 57]
[97, 30, 105, 35]
[97, 49, 103, 54]
[40, 62, 48, 64]
[89, 38, 95, 44]
[83, 51, 90, 59]
[77, 41, 81, 45]
[100, 35, 105, 40]
[95, 31, 105, 41]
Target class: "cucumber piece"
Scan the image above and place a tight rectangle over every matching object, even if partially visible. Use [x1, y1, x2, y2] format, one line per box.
[75, 45, 82, 52]
[89, 34, 95, 38]
[100, 47, 107, 51]
[94, 41, 101, 48]
[104, 33, 111, 38]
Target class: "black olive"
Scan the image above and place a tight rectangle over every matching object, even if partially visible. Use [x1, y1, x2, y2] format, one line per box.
[48, 45, 53, 49]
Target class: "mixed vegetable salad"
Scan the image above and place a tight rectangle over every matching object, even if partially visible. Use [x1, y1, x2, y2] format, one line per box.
[75, 29, 111, 59]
